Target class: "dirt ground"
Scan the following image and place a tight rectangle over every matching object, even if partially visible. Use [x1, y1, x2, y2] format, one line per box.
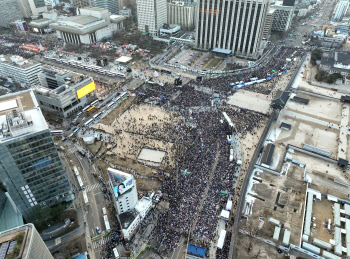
[236, 232, 288, 259]
[98, 96, 137, 125]
[136, 178, 161, 193]
[228, 91, 271, 114]
[95, 104, 180, 169]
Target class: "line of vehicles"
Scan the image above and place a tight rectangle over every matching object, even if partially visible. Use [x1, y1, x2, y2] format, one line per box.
[230, 70, 288, 89]
[43, 56, 126, 78]
[106, 92, 128, 110]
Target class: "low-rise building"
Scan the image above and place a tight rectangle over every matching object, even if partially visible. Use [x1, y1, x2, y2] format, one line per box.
[29, 11, 58, 33]
[320, 50, 350, 76]
[135, 196, 152, 220]
[50, 7, 125, 44]
[34, 65, 96, 117]
[160, 24, 181, 35]
[119, 7, 132, 17]
[0, 55, 41, 88]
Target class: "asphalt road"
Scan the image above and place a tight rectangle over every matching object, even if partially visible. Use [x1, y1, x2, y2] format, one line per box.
[283, 1, 335, 47]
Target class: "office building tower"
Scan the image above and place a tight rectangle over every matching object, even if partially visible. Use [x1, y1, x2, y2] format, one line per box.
[108, 168, 138, 215]
[73, 0, 92, 8]
[270, 4, 294, 32]
[167, 1, 195, 30]
[283, 0, 295, 6]
[0, 188, 23, 232]
[137, 0, 167, 36]
[0, 55, 41, 88]
[34, 65, 96, 118]
[195, 0, 269, 59]
[18, 0, 48, 18]
[91, 0, 120, 14]
[0, 0, 23, 28]
[262, 9, 274, 40]
[0, 90, 73, 221]
[0, 224, 53, 259]
[333, 0, 350, 20]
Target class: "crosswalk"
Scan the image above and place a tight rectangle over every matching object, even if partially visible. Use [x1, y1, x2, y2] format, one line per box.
[84, 183, 101, 193]
[92, 236, 111, 249]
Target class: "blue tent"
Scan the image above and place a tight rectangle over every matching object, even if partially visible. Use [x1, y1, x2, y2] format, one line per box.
[187, 244, 206, 258]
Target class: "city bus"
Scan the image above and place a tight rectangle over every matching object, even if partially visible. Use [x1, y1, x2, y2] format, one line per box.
[90, 100, 99, 107]
[113, 248, 120, 259]
[68, 128, 80, 138]
[93, 112, 102, 120]
[83, 190, 89, 205]
[84, 119, 94, 127]
[50, 130, 63, 135]
[87, 106, 96, 114]
[103, 215, 111, 232]
[77, 175, 84, 189]
[107, 101, 115, 109]
[82, 105, 91, 112]
[73, 166, 79, 176]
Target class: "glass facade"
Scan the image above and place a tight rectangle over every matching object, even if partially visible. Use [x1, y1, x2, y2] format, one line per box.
[0, 129, 72, 221]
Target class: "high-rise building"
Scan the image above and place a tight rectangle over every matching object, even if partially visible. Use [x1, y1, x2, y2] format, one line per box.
[270, 4, 294, 32]
[0, 90, 73, 221]
[167, 1, 195, 30]
[136, 0, 167, 36]
[73, 0, 92, 8]
[333, 0, 350, 20]
[0, 0, 23, 28]
[0, 188, 24, 232]
[91, 0, 120, 14]
[195, 0, 269, 59]
[283, 0, 295, 6]
[262, 9, 274, 40]
[18, 0, 48, 18]
[0, 55, 42, 88]
[34, 65, 96, 118]
[0, 224, 53, 259]
[108, 168, 138, 215]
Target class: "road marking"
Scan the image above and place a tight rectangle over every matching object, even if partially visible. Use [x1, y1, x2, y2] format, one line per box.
[94, 191, 102, 196]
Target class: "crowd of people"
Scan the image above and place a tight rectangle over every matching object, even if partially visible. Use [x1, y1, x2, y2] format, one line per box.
[195, 46, 304, 94]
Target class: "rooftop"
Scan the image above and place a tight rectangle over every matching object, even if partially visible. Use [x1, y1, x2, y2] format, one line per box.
[28, 18, 52, 28]
[49, 15, 108, 34]
[0, 90, 48, 144]
[0, 55, 40, 69]
[119, 211, 138, 230]
[135, 197, 152, 213]
[0, 224, 36, 259]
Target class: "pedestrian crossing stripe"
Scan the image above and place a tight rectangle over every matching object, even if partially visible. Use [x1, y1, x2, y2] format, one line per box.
[83, 183, 101, 192]
[92, 236, 111, 249]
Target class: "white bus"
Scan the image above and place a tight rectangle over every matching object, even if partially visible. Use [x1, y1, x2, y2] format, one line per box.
[107, 101, 115, 109]
[83, 190, 89, 205]
[113, 248, 120, 259]
[84, 119, 93, 127]
[82, 105, 91, 112]
[90, 100, 99, 107]
[77, 175, 84, 189]
[50, 130, 63, 135]
[93, 112, 102, 120]
[73, 166, 79, 176]
[102, 207, 107, 215]
[103, 215, 111, 232]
